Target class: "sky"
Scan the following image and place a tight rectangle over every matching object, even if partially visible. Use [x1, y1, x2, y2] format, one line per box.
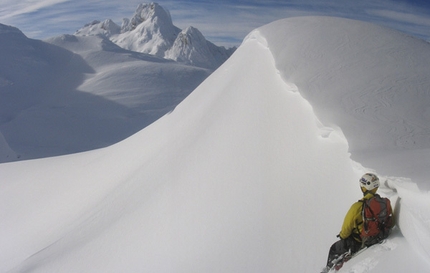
[1, 0, 430, 48]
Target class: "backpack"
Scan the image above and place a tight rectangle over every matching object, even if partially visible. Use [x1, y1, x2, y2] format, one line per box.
[360, 194, 393, 246]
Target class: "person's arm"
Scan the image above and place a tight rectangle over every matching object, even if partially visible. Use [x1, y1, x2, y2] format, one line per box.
[339, 202, 361, 239]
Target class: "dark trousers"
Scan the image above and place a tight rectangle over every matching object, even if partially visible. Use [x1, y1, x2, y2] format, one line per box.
[326, 236, 362, 267]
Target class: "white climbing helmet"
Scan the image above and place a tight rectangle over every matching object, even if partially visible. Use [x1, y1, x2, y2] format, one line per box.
[359, 173, 380, 191]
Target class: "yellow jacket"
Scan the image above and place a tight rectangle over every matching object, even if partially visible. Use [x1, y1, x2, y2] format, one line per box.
[339, 193, 375, 241]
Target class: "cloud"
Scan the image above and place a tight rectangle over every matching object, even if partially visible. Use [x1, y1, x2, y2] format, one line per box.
[366, 9, 430, 40]
[0, 1, 141, 39]
[369, 9, 430, 26]
[162, 1, 317, 46]
[0, 0, 68, 20]
[1, 0, 430, 46]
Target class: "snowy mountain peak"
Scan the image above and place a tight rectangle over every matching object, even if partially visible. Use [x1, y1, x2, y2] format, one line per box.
[121, 2, 174, 32]
[74, 2, 234, 69]
[165, 26, 228, 69]
[75, 19, 121, 37]
[111, 3, 180, 57]
[180, 26, 205, 44]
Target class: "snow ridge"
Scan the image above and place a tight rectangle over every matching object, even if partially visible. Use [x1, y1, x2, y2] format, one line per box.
[1, 16, 430, 273]
[75, 2, 234, 69]
[255, 16, 430, 271]
[258, 16, 430, 185]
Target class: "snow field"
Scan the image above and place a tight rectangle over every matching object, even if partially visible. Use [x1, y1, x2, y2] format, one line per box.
[1, 16, 430, 272]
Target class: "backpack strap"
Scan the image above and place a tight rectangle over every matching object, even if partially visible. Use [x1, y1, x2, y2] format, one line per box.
[357, 199, 364, 226]
[360, 194, 379, 235]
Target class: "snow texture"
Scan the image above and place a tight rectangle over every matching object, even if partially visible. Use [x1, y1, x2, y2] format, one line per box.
[1, 15, 430, 273]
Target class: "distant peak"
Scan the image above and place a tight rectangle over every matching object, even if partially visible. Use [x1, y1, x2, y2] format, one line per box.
[121, 2, 173, 32]
[183, 26, 201, 34]
[73, 2, 233, 69]
[0, 23, 26, 37]
[83, 20, 101, 28]
[177, 26, 206, 46]
[75, 19, 120, 37]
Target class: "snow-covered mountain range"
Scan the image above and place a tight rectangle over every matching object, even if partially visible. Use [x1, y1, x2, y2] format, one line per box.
[0, 2, 234, 163]
[75, 2, 235, 69]
[0, 23, 212, 163]
[1, 13, 430, 273]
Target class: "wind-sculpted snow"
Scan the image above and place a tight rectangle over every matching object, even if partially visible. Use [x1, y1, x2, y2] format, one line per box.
[257, 16, 430, 188]
[1, 16, 430, 273]
[387, 178, 430, 263]
[255, 16, 430, 269]
[1, 20, 358, 272]
[258, 17, 430, 152]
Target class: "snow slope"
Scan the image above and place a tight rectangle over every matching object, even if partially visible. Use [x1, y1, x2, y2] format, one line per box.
[0, 25, 210, 162]
[1, 16, 430, 272]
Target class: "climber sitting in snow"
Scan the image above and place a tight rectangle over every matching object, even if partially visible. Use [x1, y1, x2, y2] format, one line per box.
[322, 173, 393, 272]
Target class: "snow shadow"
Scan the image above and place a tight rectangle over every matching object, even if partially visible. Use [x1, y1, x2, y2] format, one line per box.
[0, 34, 179, 162]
